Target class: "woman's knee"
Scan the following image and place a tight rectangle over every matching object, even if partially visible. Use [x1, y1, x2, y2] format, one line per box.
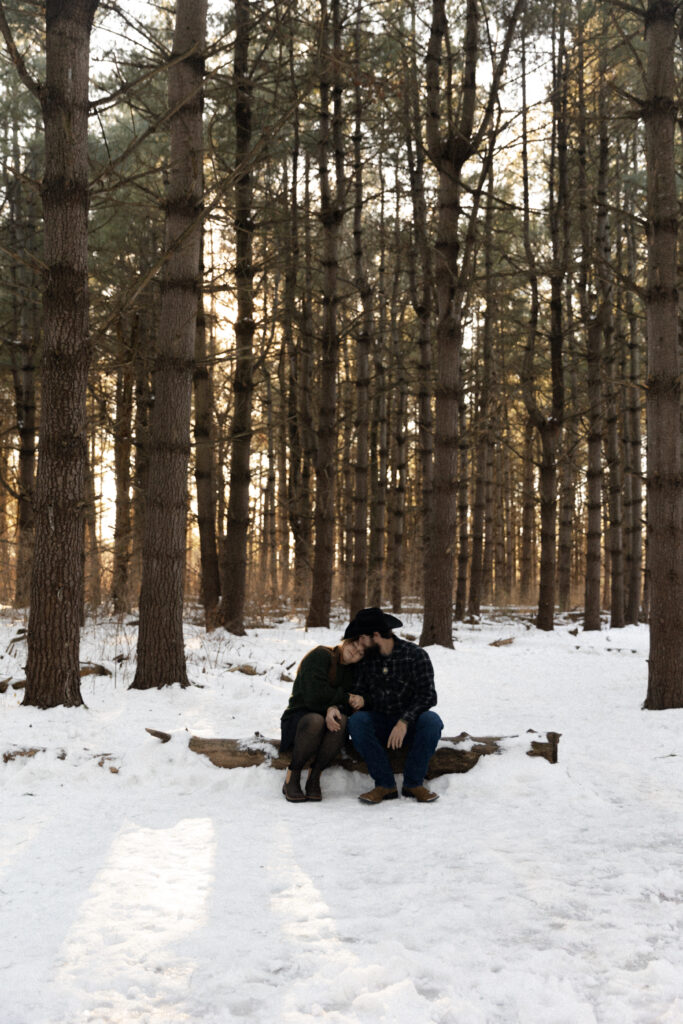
[296, 712, 325, 736]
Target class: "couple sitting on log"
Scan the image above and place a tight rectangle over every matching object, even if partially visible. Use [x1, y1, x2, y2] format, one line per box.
[280, 607, 443, 805]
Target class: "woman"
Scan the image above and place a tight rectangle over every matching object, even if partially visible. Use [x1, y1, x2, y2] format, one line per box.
[280, 636, 364, 802]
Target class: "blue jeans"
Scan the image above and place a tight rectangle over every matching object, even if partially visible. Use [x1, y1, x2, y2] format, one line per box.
[348, 710, 444, 789]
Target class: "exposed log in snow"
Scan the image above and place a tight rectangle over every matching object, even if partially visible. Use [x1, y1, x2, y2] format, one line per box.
[145, 728, 561, 774]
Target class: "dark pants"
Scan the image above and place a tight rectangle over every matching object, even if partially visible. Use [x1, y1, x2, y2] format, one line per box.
[348, 710, 443, 788]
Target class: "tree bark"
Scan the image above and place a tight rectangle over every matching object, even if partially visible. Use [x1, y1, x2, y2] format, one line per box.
[10, 329, 36, 610]
[84, 440, 101, 611]
[368, 165, 388, 608]
[221, 0, 255, 635]
[282, 37, 304, 603]
[389, 203, 407, 614]
[112, 318, 135, 615]
[349, 3, 371, 616]
[23, 0, 100, 708]
[520, 9, 566, 632]
[468, 159, 495, 619]
[584, 316, 603, 630]
[594, 63, 624, 629]
[7, 136, 37, 610]
[624, 203, 644, 624]
[132, 0, 206, 689]
[518, 420, 535, 604]
[404, 0, 434, 609]
[193, 236, 220, 629]
[643, 0, 683, 708]
[421, 0, 523, 646]
[307, 0, 345, 627]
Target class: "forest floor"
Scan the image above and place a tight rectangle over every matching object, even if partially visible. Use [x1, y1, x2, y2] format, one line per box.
[1, 606, 682, 1024]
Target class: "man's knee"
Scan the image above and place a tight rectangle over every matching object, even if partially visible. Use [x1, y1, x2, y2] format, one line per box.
[417, 710, 443, 739]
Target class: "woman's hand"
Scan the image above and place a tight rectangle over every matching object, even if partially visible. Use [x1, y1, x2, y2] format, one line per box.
[348, 693, 365, 711]
[326, 706, 343, 731]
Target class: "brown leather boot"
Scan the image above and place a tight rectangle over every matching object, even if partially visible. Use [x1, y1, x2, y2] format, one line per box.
[401, 785, 439, 803]
[282, 769, 306, 802]
[305, 772, 322, 801]
[358, 785, 399, 805]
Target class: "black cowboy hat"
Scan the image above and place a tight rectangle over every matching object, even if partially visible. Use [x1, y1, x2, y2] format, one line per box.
[344, 606, 403, 639]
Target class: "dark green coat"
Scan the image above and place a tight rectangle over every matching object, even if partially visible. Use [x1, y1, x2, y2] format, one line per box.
[281, 646, 356, 719]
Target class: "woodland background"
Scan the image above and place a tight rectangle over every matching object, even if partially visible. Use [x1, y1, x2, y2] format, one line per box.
[0, 0, 681, 708]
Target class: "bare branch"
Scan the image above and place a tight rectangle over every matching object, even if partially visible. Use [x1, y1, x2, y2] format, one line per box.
[0, 0, 44, 102]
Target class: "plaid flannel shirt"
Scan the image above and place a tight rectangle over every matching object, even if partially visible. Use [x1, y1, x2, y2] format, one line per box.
[355, 636, 437, 725]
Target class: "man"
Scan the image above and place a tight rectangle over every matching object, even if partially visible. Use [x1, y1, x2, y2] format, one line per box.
[345, 607, 443, 804]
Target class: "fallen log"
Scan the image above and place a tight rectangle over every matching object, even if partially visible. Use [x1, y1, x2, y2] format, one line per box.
[146, 728, 560, 775]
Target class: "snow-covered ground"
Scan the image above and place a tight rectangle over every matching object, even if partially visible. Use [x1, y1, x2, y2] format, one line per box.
[1, 607, 682, 1024]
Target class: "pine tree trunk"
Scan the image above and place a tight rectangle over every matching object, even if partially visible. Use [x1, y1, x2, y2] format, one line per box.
[405, 0, 434, 609]
[454, 393, 469, 620]
[421, 0, 471, 647]
[132, 0, 206, 689]
[368, 167, 388, 608]
[584, 317, 603, 630]
[276, 346, 290, 599]
[307, 0, 344, 627]
[296, 153, 316, 600]
[643, 0, 683, 708]
[520, 14, 566, 632]
[421, 0, 522, 646]
[493, 444, 507, 603]
[131, 338, 152, 595]
[575, 4, 601, 631]
[112, 319, 134, 615]
[557, 148, 577, 614]
[262, 371, 277, 599]
[279, 46, 302, 602]
[0, 440, 10, 602]
[518, 420, 535, 604]
[84, 443, 101, 611]
[7, 135, 37, 610]
[193, 236, 220, 630]
[340, 359, 355, 605]
[605, 334, 625, 627]
[221, 0, 254, 635]
[557, 450, 575, 612]
[389, 189, 407, 615]
[368, 350, 388, 607]
[594, 65, 625, 629]
[11, 333, 36, 609]
[624, 213, 644, 624]
[390, 364, 408, 614]
[468, 161, 494, 618]
[23, 0, 100, 708]
[281, 98, 306, 603]
[349, 8, 371, 615]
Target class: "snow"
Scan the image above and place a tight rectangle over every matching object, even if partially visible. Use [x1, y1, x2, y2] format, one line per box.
[2, 608, 683, 1024]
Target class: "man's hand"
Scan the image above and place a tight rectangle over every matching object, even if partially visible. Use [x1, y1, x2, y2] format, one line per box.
[326, 706, 343, 732]
[387, 719, 408, 749]
[348, 693, 365, 711]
